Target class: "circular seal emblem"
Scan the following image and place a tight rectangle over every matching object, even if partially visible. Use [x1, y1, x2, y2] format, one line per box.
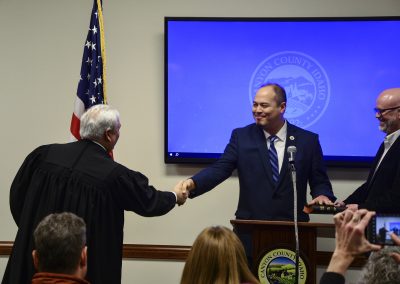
[249, 51, 330, 128]
[258, 248, 307, 284]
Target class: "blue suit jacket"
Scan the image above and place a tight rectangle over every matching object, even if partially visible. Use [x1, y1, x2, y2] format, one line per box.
[191, 122, 335, 222]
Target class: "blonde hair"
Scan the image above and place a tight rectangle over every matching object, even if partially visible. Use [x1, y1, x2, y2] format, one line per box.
[181, 226, 259, 284]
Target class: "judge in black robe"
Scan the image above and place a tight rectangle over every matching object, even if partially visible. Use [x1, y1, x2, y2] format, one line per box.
[2, 105, 184, 284]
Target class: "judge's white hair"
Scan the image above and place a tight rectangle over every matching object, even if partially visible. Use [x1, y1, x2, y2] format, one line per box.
[80, 104, 120, 140]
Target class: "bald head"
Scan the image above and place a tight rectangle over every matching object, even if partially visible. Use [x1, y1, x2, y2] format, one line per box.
[377, 88, 400, 106]
[376, 88, 400, 135]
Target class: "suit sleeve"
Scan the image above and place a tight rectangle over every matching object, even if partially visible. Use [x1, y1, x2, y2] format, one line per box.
[113, 168, 176, 217]
[343, 182, 368, 205]
[343, 141, 400, 211]
[9, 146, 47, 226]
[309, 135, 336, 201]
[190, 129, 238, 197]
[360, 164, 400, 212]
[343, 143, 383, 207]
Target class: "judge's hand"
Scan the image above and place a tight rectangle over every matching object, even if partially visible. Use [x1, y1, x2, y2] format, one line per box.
[390, 233, 400, 263]
[309, 195, 333, 205]
[173, 181, 188, 206]
[327, 209, 381, 275]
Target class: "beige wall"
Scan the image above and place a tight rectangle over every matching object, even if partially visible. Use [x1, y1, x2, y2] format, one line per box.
[1, 0, 400, 283]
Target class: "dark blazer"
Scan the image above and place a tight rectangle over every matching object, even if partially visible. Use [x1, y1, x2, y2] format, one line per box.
[191, 122, 335, 222]
[344, 136, 400, 213]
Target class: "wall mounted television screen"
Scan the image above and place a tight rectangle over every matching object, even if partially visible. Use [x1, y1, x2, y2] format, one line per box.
[165, 17, 400, 166]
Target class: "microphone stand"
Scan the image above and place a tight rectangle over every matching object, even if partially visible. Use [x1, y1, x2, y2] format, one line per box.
[289, 162, 300, 284]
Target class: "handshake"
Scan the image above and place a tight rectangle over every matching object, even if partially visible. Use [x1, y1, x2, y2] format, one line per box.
[172, 179, 196, 206]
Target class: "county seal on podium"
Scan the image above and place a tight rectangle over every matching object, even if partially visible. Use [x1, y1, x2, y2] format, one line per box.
[257, 248, 308, 284]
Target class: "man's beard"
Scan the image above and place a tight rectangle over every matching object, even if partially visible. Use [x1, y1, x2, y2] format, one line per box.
[379, 124, 387, 133]
[379, 119, 393, 134]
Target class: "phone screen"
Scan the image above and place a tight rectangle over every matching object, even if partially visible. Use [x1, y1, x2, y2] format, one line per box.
[368, 215, 400, 245]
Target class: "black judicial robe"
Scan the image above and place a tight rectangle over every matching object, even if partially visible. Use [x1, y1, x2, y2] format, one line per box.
[2, 140, 176, 284]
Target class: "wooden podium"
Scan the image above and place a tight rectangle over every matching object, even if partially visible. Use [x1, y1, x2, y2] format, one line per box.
[231, 219, 335, 284]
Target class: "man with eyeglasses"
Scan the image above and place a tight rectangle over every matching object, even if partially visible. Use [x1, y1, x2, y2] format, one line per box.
[337, 88, 400, 213]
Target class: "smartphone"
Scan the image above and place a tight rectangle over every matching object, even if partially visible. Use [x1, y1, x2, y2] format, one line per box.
[367, 214, 400, 245]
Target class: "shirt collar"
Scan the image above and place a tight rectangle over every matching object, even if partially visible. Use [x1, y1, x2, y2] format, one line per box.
[263, 120, 287, 142]
[384, 128, 400, 148]
[91, 140, 107, 152]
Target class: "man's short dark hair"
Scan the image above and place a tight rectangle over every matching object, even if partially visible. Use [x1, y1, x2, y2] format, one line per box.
[259, 82, 287, 105]
[33, 212, 86, 274]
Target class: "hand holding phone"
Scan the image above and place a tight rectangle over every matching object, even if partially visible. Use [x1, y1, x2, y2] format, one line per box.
[326, 209, 381, 276]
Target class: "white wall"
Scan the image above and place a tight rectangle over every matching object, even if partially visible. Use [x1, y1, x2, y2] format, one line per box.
[1, 0, 399, 283]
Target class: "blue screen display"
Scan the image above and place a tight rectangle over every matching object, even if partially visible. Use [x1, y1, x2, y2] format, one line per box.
[375, 216, 400, 243]
[165, 17, 400, 165]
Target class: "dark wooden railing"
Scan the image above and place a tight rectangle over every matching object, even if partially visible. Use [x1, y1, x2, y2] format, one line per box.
[0, 241, 366, 267]
[0, 241, 190, 261]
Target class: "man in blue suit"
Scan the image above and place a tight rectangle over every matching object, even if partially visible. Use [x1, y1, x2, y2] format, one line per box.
[182, 83, 336, 259]
[340, 88, 400, 213]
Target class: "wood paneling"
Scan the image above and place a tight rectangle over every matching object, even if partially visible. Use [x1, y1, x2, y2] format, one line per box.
[0, 241, 366, 267]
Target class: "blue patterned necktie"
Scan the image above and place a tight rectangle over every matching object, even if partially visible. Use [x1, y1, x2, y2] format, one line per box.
[268, 135, 279, 184]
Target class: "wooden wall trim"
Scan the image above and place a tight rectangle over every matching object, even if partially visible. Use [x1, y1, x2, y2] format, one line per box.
[122, 244, 190, 260]
[0, 241, 191, 261]
[0, 241, 366, 267]
[0, 242, 12, 256]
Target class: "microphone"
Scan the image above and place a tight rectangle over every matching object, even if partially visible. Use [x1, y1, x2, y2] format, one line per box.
[287, 146, 297, 164]
[287, 144, 299, 283]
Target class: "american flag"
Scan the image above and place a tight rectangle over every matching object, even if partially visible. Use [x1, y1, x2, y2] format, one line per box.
[70, 0, 107, 140]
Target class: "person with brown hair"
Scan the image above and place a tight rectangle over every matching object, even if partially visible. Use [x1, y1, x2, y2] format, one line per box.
[31, 212, 89, 284]
[180, 226, 260, 284]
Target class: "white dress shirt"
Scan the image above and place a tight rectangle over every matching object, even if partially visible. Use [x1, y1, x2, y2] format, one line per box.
[376, 128, 400, 171]
[264, 121, 288, 173]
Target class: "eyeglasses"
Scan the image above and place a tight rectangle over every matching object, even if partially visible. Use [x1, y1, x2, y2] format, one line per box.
[374, 106, 400, 116]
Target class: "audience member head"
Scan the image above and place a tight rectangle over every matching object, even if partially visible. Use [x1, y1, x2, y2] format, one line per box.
[375, 88, 400, 135]
[32, 212, 87, 278]
[357, 246, 400, 284]
[180, 226, 259, 284]
[80, 104, 121, 151]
